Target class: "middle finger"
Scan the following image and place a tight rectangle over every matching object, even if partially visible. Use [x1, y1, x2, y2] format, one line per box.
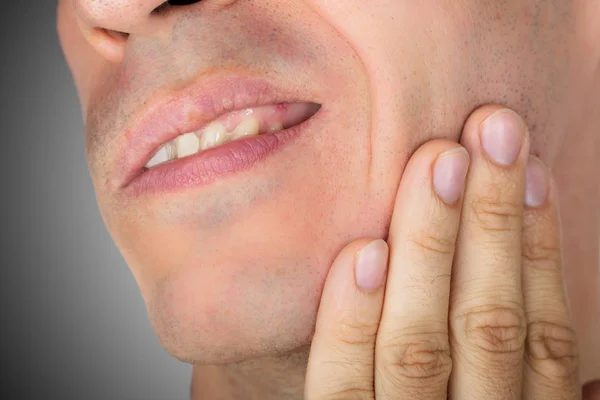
[449, 106, 530, 399]
[375, 140, 470, 399]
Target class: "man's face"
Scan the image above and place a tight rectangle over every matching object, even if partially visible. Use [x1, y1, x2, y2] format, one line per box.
[58, 0, 584, 364]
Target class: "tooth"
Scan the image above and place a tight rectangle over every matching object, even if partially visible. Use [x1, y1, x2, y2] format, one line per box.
[267, 122, 284, 133]
[166, 140, 177, 160]
[176, 132, 200, 158]
[231, 117, 260, 139]
[145, 140, 177, 168]
[200, 122, 228, 150]
[146, 145, 169, 168]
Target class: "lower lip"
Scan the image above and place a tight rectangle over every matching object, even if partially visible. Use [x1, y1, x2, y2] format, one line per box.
[123, 118, 313, 196]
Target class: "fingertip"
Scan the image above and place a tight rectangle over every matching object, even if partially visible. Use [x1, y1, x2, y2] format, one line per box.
[433, 147, 470, 205]
[324, 238, 385, 294]
[460, 105, 530, 157]
[524, 155, 550, 208]
[355, 239, 389, 292]
[400, 139, 469, 200]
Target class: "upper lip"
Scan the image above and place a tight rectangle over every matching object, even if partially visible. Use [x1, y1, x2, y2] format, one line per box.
[115, 75, 309, 189]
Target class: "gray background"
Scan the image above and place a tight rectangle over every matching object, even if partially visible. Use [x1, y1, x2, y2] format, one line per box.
[0, 2, 191, 399]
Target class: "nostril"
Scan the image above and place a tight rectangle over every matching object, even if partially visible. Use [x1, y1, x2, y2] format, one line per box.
[152, 2, 170, 14]
[152, 1, 202, 14]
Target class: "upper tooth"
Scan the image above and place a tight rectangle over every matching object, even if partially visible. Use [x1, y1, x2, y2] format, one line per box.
[232, 117, 260, 139]
[145, 141, 176, 168]
[268, 122, 284, 133]
[146, 146, 169, 168]
[145, 116, 279, 169]
[200, 122, 228, 150]
[176, 132, 200, 158]
[166, 141, 177, 159]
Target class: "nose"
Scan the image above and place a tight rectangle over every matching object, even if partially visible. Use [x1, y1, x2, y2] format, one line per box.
[73, 0, 202, 62]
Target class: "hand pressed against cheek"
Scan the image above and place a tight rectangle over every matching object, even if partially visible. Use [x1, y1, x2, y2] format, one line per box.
[59, 0, 599, 376]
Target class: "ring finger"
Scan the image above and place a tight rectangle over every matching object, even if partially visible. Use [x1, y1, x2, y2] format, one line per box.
[521, 161, 579, 399]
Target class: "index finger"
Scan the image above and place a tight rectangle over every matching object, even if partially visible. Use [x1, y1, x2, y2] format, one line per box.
[305, 238, 389, 400]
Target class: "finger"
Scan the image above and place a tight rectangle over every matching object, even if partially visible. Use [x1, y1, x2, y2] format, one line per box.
[521, 163, 579, 399]
[449, 106, 530, 400]
[375, 140, 470, 399]
[305, 238, 389, 400]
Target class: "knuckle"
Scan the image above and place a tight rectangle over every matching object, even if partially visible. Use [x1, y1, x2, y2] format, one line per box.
[526, 321, 579, 380]
[406, 232, 456, 258]
[522, 230, 561, 268]
[457, 306, 526, 360]
[470, 196, 521, 234]
[522, 240, 561, 267]
[334, 312, 379, 348]
[379, 330, 452, 384]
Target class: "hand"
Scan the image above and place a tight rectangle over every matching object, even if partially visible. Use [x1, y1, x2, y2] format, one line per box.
[305, 106, 581, 399]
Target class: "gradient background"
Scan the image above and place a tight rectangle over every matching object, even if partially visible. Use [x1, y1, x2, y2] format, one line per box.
[0, 2, 191, 399]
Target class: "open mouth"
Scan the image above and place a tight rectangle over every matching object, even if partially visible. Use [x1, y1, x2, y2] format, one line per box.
[144, 102, 321, 169]
[116, 77, 324, 195]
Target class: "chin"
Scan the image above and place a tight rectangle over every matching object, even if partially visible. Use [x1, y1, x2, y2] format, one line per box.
[141, 250, 325, 365]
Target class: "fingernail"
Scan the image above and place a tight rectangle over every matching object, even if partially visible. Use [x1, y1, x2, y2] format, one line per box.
[525, 156, 549, 208]
[480, 109, 525, 166]
[355, 239, 389, 292]
[433, 148, 470, 204]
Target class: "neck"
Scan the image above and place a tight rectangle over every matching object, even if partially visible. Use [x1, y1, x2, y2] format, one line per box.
[191, 346, 310, 400]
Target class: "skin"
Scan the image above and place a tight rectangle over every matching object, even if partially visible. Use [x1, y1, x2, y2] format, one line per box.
[56, 0, 600, 397]
[306, 106, 580, 399]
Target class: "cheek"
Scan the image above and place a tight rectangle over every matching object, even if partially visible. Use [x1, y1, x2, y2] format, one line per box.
[105, 130, 395, 362]
[141, 191, 392, 364]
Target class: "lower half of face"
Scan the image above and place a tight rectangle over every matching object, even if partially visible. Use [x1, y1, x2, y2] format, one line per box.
[110, 149, 394, 363]
[103, 93, 395, 363]
[59, 0, 592, 364]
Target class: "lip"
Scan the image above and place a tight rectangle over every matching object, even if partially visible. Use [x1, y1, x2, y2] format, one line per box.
[116, 76, 319, 194]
